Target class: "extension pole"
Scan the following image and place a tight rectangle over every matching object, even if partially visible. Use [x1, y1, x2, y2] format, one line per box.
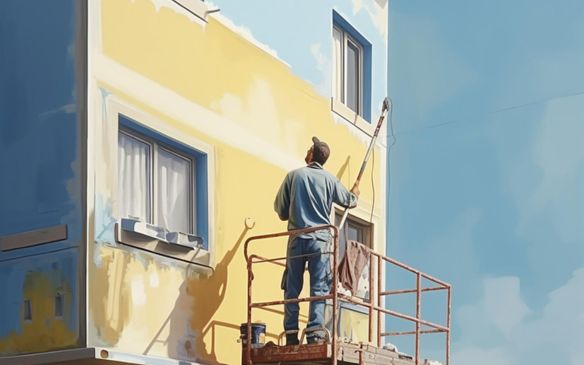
[337, 97, 391, 232]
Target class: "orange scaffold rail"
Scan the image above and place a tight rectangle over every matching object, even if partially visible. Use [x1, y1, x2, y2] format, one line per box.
[243, 224, 452, 365]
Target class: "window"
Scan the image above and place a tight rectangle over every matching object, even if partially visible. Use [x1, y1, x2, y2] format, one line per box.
[55, 292, 64, 318]
[335, 211, 373, 299]
[23, 299, 32, 321]
[335, 211, 372, 255]
[332, 11, 372, 122]
[333, 27, 363, 115]
[118, 128, 195, 235]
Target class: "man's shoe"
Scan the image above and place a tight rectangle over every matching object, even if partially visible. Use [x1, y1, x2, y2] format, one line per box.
[286, 334, 300, 346]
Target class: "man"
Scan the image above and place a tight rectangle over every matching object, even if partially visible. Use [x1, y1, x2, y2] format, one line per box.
[274, 136, 359, 345]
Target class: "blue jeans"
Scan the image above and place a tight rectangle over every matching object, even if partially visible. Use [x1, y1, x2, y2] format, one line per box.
[283, 236, 332, 339]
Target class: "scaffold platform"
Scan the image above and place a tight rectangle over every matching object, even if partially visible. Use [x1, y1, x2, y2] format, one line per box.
[243, 341, 416, 365]
[242, 225, 451, 365]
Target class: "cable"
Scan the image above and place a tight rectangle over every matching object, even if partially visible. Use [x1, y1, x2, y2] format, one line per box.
[370, 146, 375, 223]
[386, 98, 396, 236]
[371, 97, 395, 230]
[387, 98, 396, 149]
[395, 89, 584, 136]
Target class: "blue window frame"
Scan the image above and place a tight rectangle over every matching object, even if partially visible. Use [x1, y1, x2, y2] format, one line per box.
[118, 115, 210, 250]
[332, 10, 372, 122]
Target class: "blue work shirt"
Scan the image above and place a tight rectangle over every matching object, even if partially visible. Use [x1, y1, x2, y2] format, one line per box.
[274, 162, 357, 239]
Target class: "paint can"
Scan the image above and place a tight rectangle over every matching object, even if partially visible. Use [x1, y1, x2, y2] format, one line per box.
[239, 322, 266, 348]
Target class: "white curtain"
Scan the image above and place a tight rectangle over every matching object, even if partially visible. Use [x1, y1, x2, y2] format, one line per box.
[333, 27, 343, 101]
[157, 148, 192, 234]
[118, 132, 151, 222]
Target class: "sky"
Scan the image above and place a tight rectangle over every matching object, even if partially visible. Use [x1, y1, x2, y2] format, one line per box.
[388, 0, 584, 363]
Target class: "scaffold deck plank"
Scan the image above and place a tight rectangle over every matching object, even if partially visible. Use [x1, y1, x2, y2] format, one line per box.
[242, 342, 416, 365]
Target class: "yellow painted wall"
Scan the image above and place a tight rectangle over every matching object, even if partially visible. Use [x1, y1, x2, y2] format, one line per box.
[88, 0, 387, 364]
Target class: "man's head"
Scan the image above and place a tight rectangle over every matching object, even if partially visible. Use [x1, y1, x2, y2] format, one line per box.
[305, 136, 330, 165]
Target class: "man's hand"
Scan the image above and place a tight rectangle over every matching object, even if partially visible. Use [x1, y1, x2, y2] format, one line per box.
[351, 183, 360, 197]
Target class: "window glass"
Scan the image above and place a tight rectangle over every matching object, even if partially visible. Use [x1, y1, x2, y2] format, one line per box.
[54, 293, 64, 317]
[336, 213, 372, 300]
[157, 148, 193, 234]
[23, 299, 32, 321]
[118, 132, 151, 222]
[347, 222, 363, 243]
[336, 213, 371, 255]
[346, 41, 360, 113]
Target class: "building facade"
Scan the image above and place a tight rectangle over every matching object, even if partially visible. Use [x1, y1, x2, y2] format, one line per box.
[0, 1, 389, 364]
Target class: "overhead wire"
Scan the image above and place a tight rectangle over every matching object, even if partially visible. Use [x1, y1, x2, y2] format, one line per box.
[370, 97, 395, 228]
[395, 89, 584, 136]
[384, 98, 396, 232]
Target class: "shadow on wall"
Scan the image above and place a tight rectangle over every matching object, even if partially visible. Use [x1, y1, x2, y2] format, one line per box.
[91, 221, 252, 363]
[170, 225, 253, 364]
[336, 155, 352, 182]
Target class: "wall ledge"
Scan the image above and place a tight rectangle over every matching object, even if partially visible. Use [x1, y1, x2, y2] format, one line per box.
[0, 347, 204, 365]
[0, 224, 67, 251]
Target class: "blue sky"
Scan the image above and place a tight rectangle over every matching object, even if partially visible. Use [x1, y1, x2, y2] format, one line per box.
[389, 0, 584, 363]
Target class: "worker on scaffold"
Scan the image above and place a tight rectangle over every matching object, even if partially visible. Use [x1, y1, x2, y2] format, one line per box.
[274, 136, 359, 346]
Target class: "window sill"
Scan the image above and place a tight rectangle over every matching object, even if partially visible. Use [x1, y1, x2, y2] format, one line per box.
[331, 98, 375, 137]
[120, 218, 203, 249]
[115, 218, 212, 272]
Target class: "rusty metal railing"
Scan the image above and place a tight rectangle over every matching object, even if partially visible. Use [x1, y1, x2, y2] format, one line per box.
[244, 226, 451, 365]
[328, 244, 451, 365]
[244, 225, 340, 365]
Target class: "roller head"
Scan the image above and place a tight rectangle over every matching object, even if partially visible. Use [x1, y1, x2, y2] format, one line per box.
[382, 97, 391, 112]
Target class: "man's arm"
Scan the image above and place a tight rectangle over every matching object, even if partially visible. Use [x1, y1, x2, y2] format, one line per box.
[274, 173, 291, 220]
[332, 179, 359, 208]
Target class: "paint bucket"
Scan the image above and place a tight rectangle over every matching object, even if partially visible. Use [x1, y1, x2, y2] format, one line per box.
[239, 322, 266, 348]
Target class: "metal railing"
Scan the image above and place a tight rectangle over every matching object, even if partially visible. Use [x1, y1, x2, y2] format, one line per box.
[243, 225, 451, 365]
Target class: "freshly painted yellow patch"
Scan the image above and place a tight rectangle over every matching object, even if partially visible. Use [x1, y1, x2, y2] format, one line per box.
[0, 272, 77, 354]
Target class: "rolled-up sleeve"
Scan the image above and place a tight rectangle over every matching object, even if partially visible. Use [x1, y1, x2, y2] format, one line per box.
[332, 179, 357, 208]
[274, 173, 291, 220]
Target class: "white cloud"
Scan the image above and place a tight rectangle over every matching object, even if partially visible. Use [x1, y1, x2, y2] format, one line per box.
[310, 43, 326, 72]
[352, 0, 364, 14]
[492, 94, 584, 283]
[454, 268, 584, 365]
[483, 277, 530, 338]
[365, 0, 388, 40]
[454, 346, 511, 365]
[519, 95, 584, 245]
[457, 276, 529, 344]
[309, 43, 332, 97]
[351, 0, 388, 39]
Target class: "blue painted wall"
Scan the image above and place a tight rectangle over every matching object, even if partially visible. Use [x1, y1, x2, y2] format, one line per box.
[0, 0, 84, 354]
[214, 1, 388, 124]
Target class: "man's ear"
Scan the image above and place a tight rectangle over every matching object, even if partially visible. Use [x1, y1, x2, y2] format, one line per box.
[305, 149, 313, 164]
